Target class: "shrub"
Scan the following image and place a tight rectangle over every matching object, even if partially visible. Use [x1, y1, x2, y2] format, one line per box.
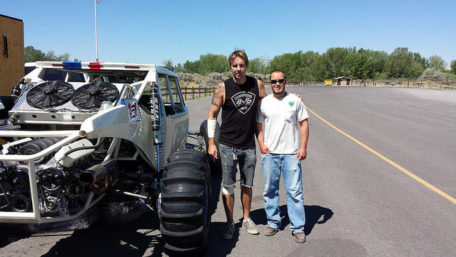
[419, 68, 456, 84]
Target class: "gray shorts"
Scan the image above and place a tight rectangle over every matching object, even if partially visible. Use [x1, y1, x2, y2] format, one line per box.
[219, 143, 256, 188]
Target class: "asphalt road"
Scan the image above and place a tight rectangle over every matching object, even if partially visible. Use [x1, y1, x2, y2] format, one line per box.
[1, 86, 455, 257]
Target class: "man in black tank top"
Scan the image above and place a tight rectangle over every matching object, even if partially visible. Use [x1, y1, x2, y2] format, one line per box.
[207, 50, 266, 239]
[219, 75, 259, 148]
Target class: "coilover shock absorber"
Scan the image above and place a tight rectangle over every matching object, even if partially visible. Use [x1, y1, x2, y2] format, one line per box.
[150, 82, 161, 134]
[150, 81, 163, 171]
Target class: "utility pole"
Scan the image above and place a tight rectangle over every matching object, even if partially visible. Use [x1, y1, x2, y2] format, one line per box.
[94, 0, 99, 62]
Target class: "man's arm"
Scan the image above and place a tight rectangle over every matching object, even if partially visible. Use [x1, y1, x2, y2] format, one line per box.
[207, 82, 225, 159]
[257, 79, 266, 99]
[296, 119, 309, 160]
[256, 122, 269, 154]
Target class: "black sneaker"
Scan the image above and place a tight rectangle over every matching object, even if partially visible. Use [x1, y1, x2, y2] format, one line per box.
[221, 222, 235, 240]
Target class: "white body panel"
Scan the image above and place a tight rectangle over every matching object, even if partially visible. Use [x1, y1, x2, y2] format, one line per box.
[80, 104, 158, 165]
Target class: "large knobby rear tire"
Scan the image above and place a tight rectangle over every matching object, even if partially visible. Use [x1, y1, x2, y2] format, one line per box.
[160, 150, 211, 255]
[199, 120, 221, 175]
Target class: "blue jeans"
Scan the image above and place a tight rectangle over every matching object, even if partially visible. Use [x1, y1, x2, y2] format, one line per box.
[262, 153, 305, 233]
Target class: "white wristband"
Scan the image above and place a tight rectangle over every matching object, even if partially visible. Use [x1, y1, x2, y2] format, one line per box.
[207, 119, 216, 138]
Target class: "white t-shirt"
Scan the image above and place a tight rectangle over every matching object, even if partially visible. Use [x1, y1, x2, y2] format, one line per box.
[256, 92, 308, 154]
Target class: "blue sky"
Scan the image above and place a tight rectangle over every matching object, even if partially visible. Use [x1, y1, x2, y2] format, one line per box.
[3, 0, 455, 65]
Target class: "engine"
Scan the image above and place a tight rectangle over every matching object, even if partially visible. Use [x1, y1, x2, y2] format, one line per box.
[0, 165, 30, 212]
[0, 137, 118, 217]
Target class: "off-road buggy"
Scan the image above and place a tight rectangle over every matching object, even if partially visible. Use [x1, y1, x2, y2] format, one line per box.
[0, 61, 218, 254]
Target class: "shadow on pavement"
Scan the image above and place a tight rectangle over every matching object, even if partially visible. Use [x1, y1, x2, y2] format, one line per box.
[37, 169, 224, 257]
[40, 212, 165, 257]
[250, 204, 333, 235]
[250, 205, 290, 228]
[304, 205, 333, 235]
[0, 227, 30, 248]
[206, 221, 240, 257]
[0, 169, 223, 256]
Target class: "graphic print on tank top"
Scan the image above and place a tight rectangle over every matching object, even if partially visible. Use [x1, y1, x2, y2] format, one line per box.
[231, 91, 256, 114]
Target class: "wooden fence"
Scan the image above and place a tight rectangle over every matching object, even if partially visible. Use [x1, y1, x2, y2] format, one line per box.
[181, 86, 216, 100]
[179, 83, 316, 101]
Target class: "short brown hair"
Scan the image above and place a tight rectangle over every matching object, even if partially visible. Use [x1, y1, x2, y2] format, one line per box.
[229, 49, 249, 67]
[270, 70, 286, 80]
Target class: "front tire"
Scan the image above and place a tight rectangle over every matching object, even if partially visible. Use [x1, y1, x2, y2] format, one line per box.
[160, 150, 211, 255]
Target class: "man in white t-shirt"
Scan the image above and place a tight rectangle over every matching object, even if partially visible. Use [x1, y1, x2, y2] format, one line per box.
[256, 70, 309, 243]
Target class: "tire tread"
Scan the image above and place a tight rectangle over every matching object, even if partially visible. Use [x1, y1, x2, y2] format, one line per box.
[160, 149, 210, 254]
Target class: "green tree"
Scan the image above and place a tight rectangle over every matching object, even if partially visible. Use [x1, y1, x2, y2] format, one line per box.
[174, 63, 184, 72]
[43, 50, 70, 61]
[44, 51, 56, 60]
[359, 49, 388, 78]
[198, 54, 228, 74]
[451, 60, 456, 74]
[173, 46, 439, 81]
[412, 52, 427, 67]
[24, 46, 71, 62]
[298, 51, 320, 81]
[323, 47, 356, 78]
[428, 55, 446, 70]
[249, 57, 267, 74]
[300, 51, 320, 67]
[162, 59, 173, 68]
[257, 56, 271, 74]
[268, 51, 303, 81]
[385, 47, 424, 78]
[24, 46, 45, 62]
[344, 52, 374, 79]
[58, 53, 70, 61]
[309, 54, 328, 81]
[183, 60, 200, 73]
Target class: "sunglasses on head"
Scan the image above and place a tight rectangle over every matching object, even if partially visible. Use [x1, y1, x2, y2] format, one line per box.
[270, 79, 285, 84]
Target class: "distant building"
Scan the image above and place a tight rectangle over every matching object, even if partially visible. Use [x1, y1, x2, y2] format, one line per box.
[334, 76, 351, 86]
[0, 14, 24, 95]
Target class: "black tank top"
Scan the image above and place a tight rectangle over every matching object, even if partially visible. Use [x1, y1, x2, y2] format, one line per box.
[219, 76, 259, 149]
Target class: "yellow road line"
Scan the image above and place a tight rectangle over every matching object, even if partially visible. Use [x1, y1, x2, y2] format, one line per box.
[306, 106, 456, 205]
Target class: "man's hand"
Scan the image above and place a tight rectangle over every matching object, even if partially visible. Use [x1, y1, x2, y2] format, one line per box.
[208, 142, 218, 159]
[256, 122, 269, 154]
[207, 82, 224, 160]
[296, 147, 307, 160]
[294, 93, 304, 102]
[259, 143, 270, 154]
[297, 119, 309, 160]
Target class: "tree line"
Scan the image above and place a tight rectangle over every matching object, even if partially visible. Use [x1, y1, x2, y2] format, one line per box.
[173, 47, 456, 82]
[24, 46, 73, 62]
[24, 45, 456, 82]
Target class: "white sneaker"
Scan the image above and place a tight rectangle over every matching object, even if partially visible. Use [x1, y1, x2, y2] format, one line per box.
[242, 218, 259, 235]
